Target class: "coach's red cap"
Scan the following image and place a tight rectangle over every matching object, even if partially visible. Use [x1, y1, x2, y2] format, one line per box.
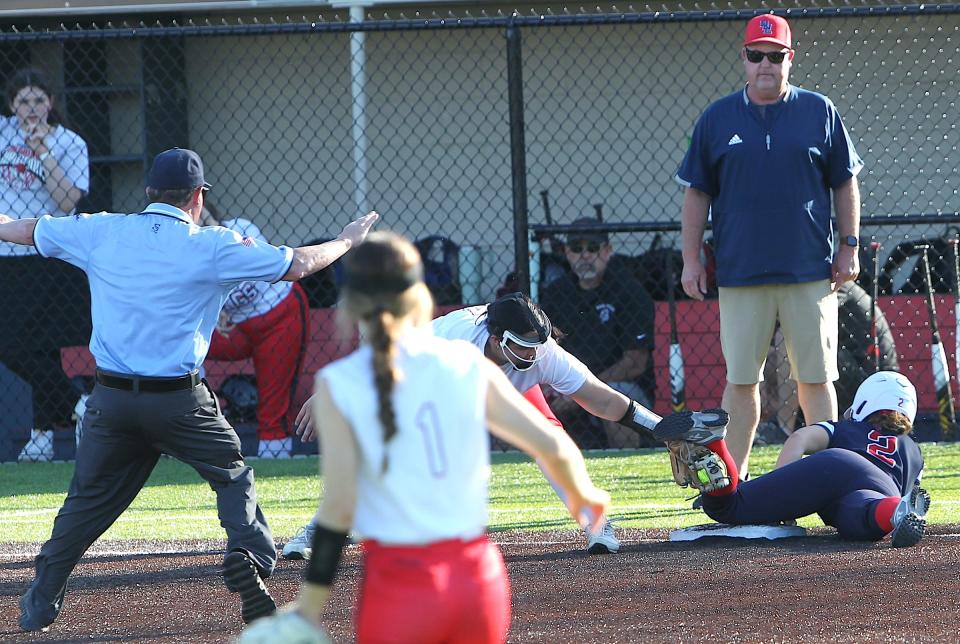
[744, 15, 792, 49]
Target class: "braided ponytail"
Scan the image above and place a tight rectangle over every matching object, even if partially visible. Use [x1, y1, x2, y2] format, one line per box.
[366, 309, 401, 472]
[338, 232, 434, 475]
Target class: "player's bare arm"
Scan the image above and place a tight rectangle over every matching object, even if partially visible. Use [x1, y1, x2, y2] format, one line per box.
[570, 375, 631, 421]
[0, 216, 38, 245]
[282, 211, 379, 281]
[242, 378, 357, 641]
[774, 425, 830, 469]
[679, 187, 711, 301]
[290, 376, 359, 627]
[482, 360, 610, 528]
[572, 374, 662, 435]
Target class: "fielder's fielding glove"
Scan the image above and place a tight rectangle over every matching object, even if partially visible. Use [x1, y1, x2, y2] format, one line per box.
[234, 608, 330, 644]
[665, 440, 731, 494]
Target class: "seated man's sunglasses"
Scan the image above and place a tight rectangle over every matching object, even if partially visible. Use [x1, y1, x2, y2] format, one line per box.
[567, 242, 603, 254]
[744, 48, 788, 64]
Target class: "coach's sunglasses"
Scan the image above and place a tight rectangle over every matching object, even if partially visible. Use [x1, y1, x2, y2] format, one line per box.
[744, 48, 788, 64]
[567, 242, 603, 254]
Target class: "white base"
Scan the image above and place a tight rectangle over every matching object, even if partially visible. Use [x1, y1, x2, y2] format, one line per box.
[670, 523, 807, 542]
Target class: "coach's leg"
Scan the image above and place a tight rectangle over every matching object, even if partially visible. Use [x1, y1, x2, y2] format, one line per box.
[23, 387, 159, 630]
[781, 280, 839, 426]
[720, 383, 760, 476]
[150, 383, 276, 576]
[719, 286, 778, 477]
[796, 382, 838, 425]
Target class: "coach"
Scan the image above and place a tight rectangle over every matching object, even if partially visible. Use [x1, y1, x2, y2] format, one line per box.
[676, 14, 863, 479]
[2, 147, 377, 632]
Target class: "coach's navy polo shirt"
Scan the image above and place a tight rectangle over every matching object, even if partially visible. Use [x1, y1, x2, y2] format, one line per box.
[676, 85, 863, 287]
[33, 202, 294, 376]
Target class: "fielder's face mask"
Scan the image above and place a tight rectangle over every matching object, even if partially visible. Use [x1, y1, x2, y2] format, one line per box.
[499, 330, 547, 372]
[486, 292, 553, 372]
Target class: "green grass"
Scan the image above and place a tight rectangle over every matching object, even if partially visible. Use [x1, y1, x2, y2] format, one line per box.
[2, 444, 959, 544]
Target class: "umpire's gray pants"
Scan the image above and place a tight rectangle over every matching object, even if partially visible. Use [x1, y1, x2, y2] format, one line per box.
[24, 380, 276, 623]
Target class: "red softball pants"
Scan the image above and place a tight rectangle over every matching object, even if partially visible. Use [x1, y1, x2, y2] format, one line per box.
[208, 284, 309, 440]
[356, 535, 511, 644]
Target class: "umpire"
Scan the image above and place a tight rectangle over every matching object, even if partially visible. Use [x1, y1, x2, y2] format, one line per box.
[0, 148, 378, 632]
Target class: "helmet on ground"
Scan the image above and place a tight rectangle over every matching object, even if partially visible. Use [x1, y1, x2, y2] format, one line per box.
[849, 371, 917, 424]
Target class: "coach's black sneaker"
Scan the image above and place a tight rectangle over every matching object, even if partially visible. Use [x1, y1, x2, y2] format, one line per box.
[890, 486, 930, 548]
[654, 409, 729, 445]
[223, 550, 277, 623]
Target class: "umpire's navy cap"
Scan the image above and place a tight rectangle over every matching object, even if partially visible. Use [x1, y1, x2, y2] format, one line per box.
[147, 148, 212, 191]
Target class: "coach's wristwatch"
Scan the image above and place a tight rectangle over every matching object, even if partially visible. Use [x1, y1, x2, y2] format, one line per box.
[841, 235, 859, 248]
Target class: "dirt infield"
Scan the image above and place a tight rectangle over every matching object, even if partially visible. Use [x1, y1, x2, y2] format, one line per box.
[2, 526, 959, 643]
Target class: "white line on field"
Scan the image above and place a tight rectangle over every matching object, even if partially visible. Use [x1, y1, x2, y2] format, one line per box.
[7, 499, 960, 519]
[3, 533, 960, 560]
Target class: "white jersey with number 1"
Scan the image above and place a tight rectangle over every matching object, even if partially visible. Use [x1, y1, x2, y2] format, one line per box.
[319, 328, 491, 545]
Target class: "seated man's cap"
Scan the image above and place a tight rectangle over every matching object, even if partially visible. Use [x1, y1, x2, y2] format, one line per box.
[566, 217, 609, 245]
[486, 292, 552, 344]
[147, 148, 213, 191]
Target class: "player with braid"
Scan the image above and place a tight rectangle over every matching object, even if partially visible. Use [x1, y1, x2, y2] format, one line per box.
[237, 231, 609, 644]
[655, 371, 929, 547]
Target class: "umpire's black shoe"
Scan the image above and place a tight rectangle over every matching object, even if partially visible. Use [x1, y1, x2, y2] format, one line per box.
[18, 588, 55, 632]
[223, 550, 277, 623]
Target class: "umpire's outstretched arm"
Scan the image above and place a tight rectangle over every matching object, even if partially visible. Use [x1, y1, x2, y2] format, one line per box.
[0, 211, 381, 279]
[282, 211, 378, 281]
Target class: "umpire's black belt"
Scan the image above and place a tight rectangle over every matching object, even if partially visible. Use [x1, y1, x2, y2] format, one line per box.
[95, 369, 201, 393]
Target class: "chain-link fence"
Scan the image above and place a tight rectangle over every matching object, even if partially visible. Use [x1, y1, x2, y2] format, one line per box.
[1, 3, 958, 460]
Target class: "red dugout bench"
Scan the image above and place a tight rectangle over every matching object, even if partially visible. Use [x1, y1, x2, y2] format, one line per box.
[61, 295, 957, 419]
[648, 295, 957, 416]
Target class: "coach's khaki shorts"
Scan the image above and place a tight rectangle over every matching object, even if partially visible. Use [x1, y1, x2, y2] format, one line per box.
[719, 280, 838, 385]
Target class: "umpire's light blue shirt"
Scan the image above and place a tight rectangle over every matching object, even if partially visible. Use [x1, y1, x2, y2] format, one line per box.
[33, 202, 294, 376]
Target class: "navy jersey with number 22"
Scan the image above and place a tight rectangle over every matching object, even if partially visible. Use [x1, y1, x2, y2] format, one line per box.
[815, 419, 924, 496]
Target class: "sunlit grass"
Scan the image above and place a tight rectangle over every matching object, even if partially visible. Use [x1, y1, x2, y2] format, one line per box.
[2, 443, 958, 543]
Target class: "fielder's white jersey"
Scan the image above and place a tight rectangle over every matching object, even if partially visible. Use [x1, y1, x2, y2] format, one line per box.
[219, 218, 294, 323]
[320, 329, 491, 545]
[431, 305, 589, 396]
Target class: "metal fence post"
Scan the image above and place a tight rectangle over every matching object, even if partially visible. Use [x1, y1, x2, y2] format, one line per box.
[506, 17, 530, 296]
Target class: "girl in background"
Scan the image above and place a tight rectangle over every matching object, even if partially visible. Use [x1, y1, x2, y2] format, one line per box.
[1, 67, 90, 461]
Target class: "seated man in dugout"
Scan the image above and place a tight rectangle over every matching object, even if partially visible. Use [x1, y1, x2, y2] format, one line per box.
[540, 218, 657, 449]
